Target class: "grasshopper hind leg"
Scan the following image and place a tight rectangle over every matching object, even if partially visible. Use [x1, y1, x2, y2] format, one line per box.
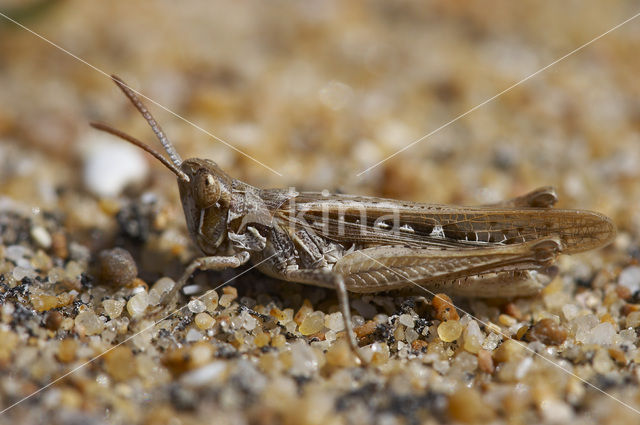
[442, 266, 559, 298]
[483, 186, 558, 208]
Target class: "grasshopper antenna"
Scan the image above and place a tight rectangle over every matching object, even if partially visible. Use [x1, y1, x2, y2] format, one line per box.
[109, 74, 184, 169]
[90, 122, 190, 182]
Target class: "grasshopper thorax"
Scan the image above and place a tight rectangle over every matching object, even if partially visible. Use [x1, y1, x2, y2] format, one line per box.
[178, 158, 234, 255]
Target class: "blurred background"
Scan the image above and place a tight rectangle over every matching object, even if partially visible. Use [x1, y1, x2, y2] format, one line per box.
[0, 0, 638, 237]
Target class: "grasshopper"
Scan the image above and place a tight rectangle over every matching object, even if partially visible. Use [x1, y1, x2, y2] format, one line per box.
[92, 75, 616, 362]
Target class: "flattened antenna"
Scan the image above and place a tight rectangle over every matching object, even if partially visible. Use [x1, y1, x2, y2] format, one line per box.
[110, 74, 184, 167]
[90, 122, 190, 182]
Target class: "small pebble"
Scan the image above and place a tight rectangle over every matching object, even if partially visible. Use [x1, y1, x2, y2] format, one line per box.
[201, 290, 219, 312]
[477, 349, 494, 374]
[432, 293, 459, 321]
[51, 232, 68, 259]
[188, 299, 206, 314]
[398, 314, 415, 328]
[325, 339, 358, 367]
[103, 299, 125, 319]
[104, 346, 136, 381]
[13, 266, 37, 281]
[6, 245, 32, 264]
[294, 301, 313, 325]
[354, 320, 377, 339]
[562, 304, 579, 321]
[97, 248, 137, 287]
[186, 329, 203, 343]
[44, 311, 64, 330]
[405, 327, 419, 343]
[493, 339, 525, 363]
[222, 286, 238, 298]
[254, 332, 271, 348]
[498, 314, 517, 327]
[299, 311, 324, 336]
[324, 312, 345, 331]
[448, 387, 495, 424]
[57, 339, 77, 363]
[75, 310, 104, 335]
[619, 266, 640, 294]
[482, 332, 502, 351]
[148, 277, 175, 306]
[463, 320, 484, 353]
[30, 226, 52, 249]
[626, 311, 640, 328]
[31, 292, 75, 312]
[194, 312, 215, 330]
[437, 320, 463, 342]
[127, 291, 149, 318]
[525, 318, 567, 345]
[271, 334, 286, 348]
[219, 294, 236, 308]
[83, 136, 149, 198]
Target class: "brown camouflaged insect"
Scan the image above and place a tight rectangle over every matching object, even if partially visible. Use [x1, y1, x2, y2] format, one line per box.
[92, 75, 616, 363]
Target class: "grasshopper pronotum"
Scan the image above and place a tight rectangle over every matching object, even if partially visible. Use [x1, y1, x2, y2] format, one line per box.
[92, 75, 616, 363]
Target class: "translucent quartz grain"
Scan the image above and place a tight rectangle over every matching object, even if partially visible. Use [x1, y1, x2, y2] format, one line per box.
[194, 312, 215, 330]
[398, 314, 415, 328]
[299, 311, 324, 335]
[75, 310, 104, 335]
[30, 226, 52, 249]
[148, 277, 175, 306]
[254, 332, 271, 348]
[127, 291, 149, 318]
[626, 311, 640, 328]
[103, 299, 125, 319]
[463, 320, 484, 353]
[324, 312, 344, 331]
[438, 321, 463, 342]
[201, 290, 219, 312]
[219, 294, 235, 308]
[188, 299, 206, 314]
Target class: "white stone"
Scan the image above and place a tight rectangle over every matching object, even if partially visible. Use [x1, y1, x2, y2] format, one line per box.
[103, 299, 125, 319]
[188, 299, 206, 314]
[127, 291, 149, 318]
[148, 277, 175, 306]
[82, 134, 149, 198]
[12, 266, 37, 281]
[181, 361, 227, 387]
[30, 226, 51, 249]
[619, 266, 640, 294]
[540, 399, 574, 424]
[561, 304, 579, 321]
[579, 322, 616, 346]
[398, 314, 415, 328]
[405, 328, 419, 343]
[289, 341, 319, 377]
[324, 312, 345, 331]
[482, 332, 502, 351]
[75, 311, 104, 335]
[185, 328, 203, 343]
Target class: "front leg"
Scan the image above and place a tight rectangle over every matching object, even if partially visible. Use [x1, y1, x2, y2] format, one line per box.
[163, 251, 251, 308]
[284, 269, 364, 365]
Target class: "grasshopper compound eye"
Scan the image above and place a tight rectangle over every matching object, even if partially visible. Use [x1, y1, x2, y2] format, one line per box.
[194, 171, 221, 209]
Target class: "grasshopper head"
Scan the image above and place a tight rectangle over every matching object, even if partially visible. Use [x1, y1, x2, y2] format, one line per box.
[178, 158, 233, 254]
[91, 75, 234, 255]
